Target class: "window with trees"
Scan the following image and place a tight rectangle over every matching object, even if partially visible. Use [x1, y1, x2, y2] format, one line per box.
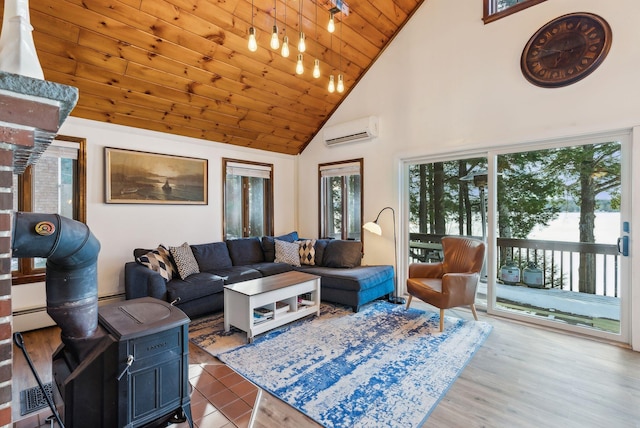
[223, 159, 273, 239]
[319, 159, 363, 240]
[483, 0, 547, 24]
[12, 135, 86, 284]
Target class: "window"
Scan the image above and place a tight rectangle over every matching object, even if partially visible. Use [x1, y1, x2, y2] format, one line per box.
[12, 135, 86, 284]
[319, 159, 363, 240]
[223, 159, 273, 239]
[483, 0, 547, 24]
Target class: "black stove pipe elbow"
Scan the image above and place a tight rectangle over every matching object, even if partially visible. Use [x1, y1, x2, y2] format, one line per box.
[12, 212, 101, 346]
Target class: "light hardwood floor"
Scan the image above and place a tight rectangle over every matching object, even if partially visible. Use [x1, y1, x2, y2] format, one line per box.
[12, 301, 640, 427]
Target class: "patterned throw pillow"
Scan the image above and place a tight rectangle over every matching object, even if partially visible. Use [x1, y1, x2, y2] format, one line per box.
[298, 239, 316, 265]
[169, 242, 200, 280]
[274, 239, 301, 267]
[136, 245, 175, 281]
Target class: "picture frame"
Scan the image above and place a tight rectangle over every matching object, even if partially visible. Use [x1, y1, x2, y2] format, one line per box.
[105, 147, 208, 204]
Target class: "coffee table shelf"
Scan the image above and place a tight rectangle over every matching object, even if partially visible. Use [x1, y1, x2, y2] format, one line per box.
[223, 271, 321, 342]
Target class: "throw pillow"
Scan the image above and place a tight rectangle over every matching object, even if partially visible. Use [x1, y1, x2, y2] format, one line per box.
[298, 239, 316, 265]
[169, 242, 200, 280]
[136, 245, 176, 281]
[274, 239, 301, 267]
[323, 240, 363, 268]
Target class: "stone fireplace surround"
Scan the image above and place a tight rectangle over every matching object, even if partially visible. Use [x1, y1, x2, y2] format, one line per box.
[0, 71, 77, 426]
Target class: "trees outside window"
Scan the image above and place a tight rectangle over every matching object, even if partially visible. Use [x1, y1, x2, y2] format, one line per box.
[12, 136, 86, 284]
[319, 159, 363, 240]
[223, 159, 273, 239]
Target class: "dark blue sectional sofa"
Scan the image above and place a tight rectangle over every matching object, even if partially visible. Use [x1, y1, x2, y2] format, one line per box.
[124, 232, 394, 319]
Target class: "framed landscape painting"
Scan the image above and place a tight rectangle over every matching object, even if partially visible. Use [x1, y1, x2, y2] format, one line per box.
[105, 148, 208, 204]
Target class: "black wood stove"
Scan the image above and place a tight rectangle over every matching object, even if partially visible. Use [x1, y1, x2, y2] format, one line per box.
[52, 297, 193, 427]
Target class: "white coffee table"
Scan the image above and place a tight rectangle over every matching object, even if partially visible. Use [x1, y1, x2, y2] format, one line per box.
[223, 271, 321, 342]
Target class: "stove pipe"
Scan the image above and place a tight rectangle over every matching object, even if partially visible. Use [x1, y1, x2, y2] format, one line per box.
[12, 212, 101, 360]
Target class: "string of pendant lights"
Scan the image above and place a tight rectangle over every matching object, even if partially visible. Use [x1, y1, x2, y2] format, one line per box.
[247, 0, 347, 93]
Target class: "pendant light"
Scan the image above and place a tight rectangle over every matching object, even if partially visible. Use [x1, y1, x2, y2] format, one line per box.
[312, 0, 320, 78]
[248, 0, 258, 52]
[337, 19, 344, 93]
[328, 11, 335, 33]
[297, 0, 306, 52]
[296, 53, 304, 74]
[281, 0, 289, 57]
[270, 0, 280, 50]
[328, 75, 335, 93]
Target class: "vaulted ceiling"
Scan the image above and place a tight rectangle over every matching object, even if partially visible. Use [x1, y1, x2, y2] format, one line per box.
[3, 0, 424, 154]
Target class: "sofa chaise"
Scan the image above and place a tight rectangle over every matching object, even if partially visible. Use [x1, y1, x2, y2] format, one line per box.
[124, 232, 394, 319]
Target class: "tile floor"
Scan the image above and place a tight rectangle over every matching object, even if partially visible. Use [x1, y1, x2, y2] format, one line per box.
[14, 360, 259, 428]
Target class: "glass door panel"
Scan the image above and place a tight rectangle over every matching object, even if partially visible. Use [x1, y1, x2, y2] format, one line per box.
[494, 141, 622, 334]
[407, 156, 489, 307]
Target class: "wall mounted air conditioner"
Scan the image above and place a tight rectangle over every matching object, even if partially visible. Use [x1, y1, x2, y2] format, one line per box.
[323, 116, 379, 146]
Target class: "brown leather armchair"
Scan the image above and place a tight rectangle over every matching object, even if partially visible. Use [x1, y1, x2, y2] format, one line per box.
[406, 236, 486, 331]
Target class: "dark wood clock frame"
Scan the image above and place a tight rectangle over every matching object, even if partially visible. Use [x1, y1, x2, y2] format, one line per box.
[521, 12, 612, 88]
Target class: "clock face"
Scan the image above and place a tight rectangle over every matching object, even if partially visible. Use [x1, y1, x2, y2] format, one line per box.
[521, 13, 612, 88]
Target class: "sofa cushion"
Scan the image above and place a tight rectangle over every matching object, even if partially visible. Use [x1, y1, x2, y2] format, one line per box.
[295, 265, 393, 292]
[169, 242, 200, 279]
[136, 245, 175, 281]
[191, 242, 233, 271]
[245, 262, 294, 277]
[262, 231, 299, 262]
[226, 237, 265, 265]
[322, 240, 363, 268]
[274, 239, 301, 266]
[313, 239, 330, 266]
[208, 266, 263, 284]
[166, 272, 225, 304]
[298, 239, 316, 265]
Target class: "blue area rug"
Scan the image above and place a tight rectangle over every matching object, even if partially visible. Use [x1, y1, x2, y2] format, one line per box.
[216, 301, 492, 427]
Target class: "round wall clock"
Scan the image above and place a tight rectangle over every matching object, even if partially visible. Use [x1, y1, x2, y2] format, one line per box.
[521, 12, 612, 88]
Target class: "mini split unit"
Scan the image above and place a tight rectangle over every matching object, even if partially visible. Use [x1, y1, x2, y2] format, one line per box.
[323, 116, 379, 146]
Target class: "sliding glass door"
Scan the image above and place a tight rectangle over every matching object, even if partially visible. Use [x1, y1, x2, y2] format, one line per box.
[403, 131, 630, 343]
[490, 135, 629, 340]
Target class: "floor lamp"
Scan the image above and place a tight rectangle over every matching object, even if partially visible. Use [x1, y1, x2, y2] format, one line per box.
[363, 206, 406, 304]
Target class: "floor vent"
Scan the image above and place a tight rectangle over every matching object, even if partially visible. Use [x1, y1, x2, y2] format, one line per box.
[20, 383, 53, 415]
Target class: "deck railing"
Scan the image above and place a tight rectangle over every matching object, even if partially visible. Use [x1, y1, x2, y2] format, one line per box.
[408, 233, 620, 297]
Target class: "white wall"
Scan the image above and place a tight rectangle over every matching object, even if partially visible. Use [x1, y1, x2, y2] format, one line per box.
[298, 0, 640, 349]
[13, 117, 298, 330]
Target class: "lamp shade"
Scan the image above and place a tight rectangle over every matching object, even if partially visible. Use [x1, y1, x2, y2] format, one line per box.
[362, 221, 382, 236]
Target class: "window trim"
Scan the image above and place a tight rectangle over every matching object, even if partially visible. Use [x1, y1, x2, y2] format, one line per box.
[13, 135, 86, 285]
[483, 0, 547, 24]
[222, 158, 274, 239]
[318, 158, 364, 240]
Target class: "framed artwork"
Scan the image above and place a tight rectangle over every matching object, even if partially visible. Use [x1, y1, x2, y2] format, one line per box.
[105, 147, 208, 204]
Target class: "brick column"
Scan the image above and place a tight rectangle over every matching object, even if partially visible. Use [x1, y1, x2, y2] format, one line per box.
[0, 72, 78, 427]
[0, 149, 11, 427]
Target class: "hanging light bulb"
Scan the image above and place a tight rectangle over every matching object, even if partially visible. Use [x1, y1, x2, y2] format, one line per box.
[296, 54, 304, 74]
[270, 26, 280, 49]
[298, 0, 305, 52]
[313, 59, 320, 78]
[270, 0, 279, 50]
[248, 27, 258, 52]
[281, 35, 290, 57]
[328, 75, 335, 93]
[248, 0, 257, 52]
[337, 74, 344, 93]
[328, 12, 335, 33]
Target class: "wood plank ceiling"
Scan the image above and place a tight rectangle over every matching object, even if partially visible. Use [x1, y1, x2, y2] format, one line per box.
[2, 0, 424, 155]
